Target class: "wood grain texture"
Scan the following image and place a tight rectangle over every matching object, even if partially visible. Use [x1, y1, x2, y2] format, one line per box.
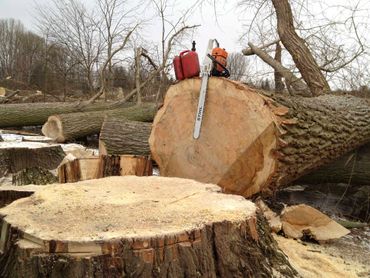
[58, 155, 152, 183]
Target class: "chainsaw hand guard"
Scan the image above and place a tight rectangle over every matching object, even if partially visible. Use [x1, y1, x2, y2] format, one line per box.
[207, 54, 230, 78]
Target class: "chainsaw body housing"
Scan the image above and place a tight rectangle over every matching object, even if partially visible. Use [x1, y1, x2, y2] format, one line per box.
[211, 47, 228, 75]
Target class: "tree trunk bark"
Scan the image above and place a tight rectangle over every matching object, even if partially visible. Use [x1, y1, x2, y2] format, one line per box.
[58, 155, 153, 183]
[297, 143, 370, 185]
[149, 78, 370, 197]
[0, 145, 65, 177]
[274, 42, 285, 93]
[12, 167, 58, 186]
[0, 176, 296, 277]
[271, 0, 330, 96]
[0, 102, 118, 128]
[99, 116, 152, 156]
[246, 43, 308, 95]
[42, 104, 157, 143]
[0, 185, 37, 208]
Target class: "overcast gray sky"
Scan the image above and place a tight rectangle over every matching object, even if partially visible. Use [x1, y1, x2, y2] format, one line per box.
[1, 0, 369, 88]
[0, 0, 245, 57]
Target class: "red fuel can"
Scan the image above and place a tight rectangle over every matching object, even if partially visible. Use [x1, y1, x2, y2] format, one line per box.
[173, 55, 184, 80]
[173, 50, 200, 80]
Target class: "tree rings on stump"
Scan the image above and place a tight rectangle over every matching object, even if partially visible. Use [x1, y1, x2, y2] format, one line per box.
[149, 78, 279, 197]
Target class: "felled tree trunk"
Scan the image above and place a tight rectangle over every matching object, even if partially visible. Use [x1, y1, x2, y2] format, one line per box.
[297, 143, 370, 185]
[58, 155, 152, 183]
[0, 144, 65, 177]
[99, 116, 152, 156]
[149, 78, 370, 197]
[42, 104, 157, 143]
[0, 176, 296, 277]
[0, 102, 117, 128]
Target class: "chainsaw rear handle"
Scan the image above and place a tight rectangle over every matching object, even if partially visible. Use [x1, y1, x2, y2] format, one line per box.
[207, 54, 230, 77]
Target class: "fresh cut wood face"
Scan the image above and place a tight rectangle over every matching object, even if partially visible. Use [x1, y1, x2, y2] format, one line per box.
[149, 78, 279, 197]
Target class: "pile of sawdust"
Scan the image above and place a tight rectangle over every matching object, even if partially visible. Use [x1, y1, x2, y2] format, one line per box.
[0, 176, 255, 242]
[275, 235, 369, 277]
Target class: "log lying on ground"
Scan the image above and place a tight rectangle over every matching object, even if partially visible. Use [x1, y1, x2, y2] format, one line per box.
[99, 116, 152, 155]
[150, 78, 370, 197]
[58, 155, 152, 183]
[298, 143, 370, 185]
[0, 143, 65, 177]
[0, 102, 118, 128]
[42, 104, 157, 143]
[0, 176, 296, 277]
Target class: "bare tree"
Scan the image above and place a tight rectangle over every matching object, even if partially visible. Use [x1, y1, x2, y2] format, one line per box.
[239, 0, 369, 94]
[36, 0, 102, 93]
[0, 19, 25, 79]
[270, 0, 330, 96]
[147, 0, 200, 102]
[107, 0, 199, 107]
[227, 52, 249, 81]
[95, 0, 141, 98]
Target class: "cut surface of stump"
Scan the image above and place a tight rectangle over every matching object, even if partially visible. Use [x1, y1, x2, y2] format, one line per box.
[0, 176, 296, 277]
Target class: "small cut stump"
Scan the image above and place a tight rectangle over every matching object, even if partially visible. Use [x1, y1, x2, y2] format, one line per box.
[0, 142, 65, 178]
[58, 155, 153, 183]
[0, 176, 296, 277]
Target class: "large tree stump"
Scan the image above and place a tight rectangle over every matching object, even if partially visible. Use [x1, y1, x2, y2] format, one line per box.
[0, 102, 118, 128]
[0, 143, 65, 177]
[42, 104, 157, 143]
[99, 116, 152, 156]
[58, 155, 152, 183]
[149, 78, 370, 197]
[0, 176, 296, 277]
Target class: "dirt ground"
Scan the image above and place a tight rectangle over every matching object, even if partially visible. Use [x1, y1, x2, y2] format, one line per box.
[275, 226, 370, 278]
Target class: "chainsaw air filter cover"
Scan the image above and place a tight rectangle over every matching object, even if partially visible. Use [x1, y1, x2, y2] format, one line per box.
[211, 47, 228, 73]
